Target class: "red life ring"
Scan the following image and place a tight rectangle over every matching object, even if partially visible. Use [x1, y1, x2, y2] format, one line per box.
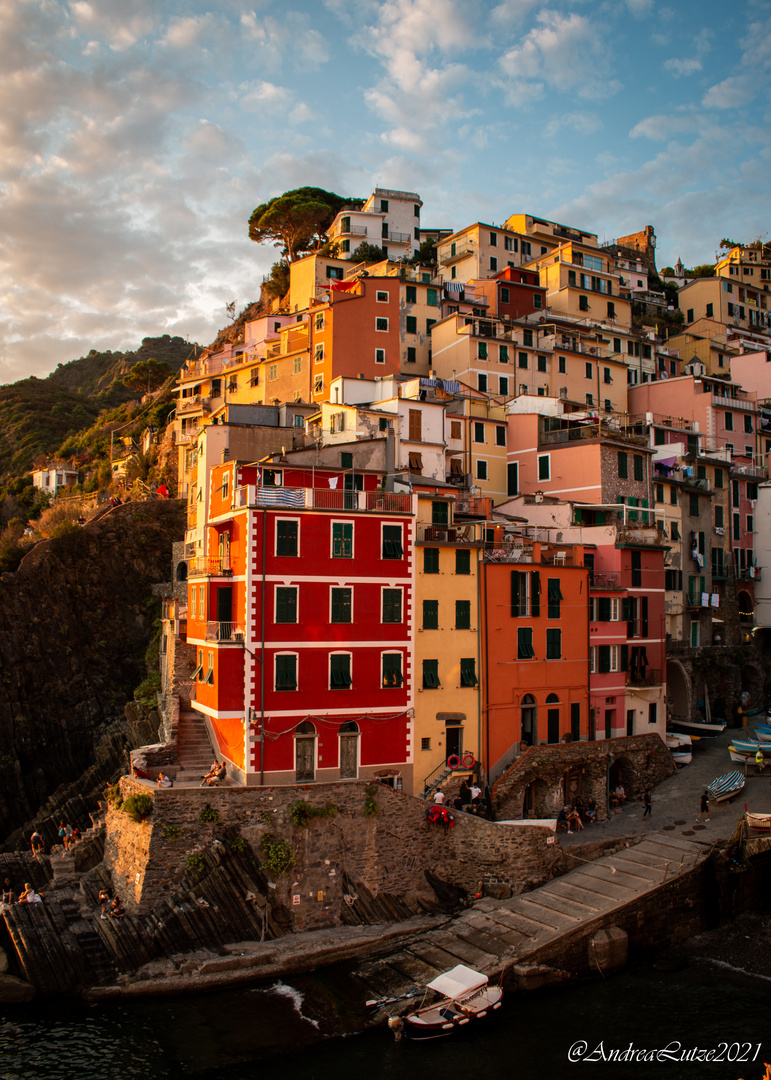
[447, 755, 461, 770]
[461, 752, 476, 770]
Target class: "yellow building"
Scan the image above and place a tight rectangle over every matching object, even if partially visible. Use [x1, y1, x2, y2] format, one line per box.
[524, 243, 632, 330]
[411, 489, 483, 795]
[679, 276, 769, 335]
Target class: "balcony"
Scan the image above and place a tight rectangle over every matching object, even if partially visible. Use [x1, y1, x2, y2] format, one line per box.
[205, 622, 245, 643]
[233, 485, 412, 514]
[628, 668, 662, 687]
[415, 522, 482, 545]
[589, 572, 621, 590]
[338, 223, 368, 236]
[188, 556, 232, 577]
[387, 230, 410, 244]
[439, 239, 476, 266]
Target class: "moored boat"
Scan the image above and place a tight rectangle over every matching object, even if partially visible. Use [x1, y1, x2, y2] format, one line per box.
[707, 770, 745, 804]
[666, 733, 692, 766]
[745, 808, 771, 833]
[728, 746, 754, 765]
[388, 964, 503, 1040]
[669, 718, 726, 738]
[731, 738, 771, 756]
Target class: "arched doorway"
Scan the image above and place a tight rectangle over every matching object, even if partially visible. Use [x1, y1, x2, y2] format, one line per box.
[609, 757, 636, 799]
[176, 561, 187, 582]
[521, 694, 537, 746]
[666, 660, 690, 722]
[339, 720, 359, 779]
[295, 721, 316, 782]
[738, 590, 753, 623]
[546, 693, 560, 744]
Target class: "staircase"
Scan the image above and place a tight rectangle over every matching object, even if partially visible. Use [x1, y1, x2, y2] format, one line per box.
[175, 708, 216, 783]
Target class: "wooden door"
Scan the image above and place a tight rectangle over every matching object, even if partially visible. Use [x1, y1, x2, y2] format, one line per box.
[295, 737, 315, 781]
[339, 735, 358, 779]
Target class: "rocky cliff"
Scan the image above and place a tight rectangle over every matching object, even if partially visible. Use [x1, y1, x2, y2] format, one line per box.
[0, 500, 185, 845]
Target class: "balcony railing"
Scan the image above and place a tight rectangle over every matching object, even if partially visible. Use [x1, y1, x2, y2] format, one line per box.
[415, 522, 482, 545]
[205, 622, 245, 643]
[590, 572, 620, 590]
[188, 556, 232, 577]
[233, 485, 411, 514]
[483, 543, 534, 564]
[628, 668, 662, 687]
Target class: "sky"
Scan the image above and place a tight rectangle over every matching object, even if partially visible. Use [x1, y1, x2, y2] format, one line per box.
[2, 0, 771, 384]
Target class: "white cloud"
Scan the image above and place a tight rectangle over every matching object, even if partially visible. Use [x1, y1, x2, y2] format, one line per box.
[625, 0, 653, 17]
[663, 57, 702, 77]
[544, 111, 602, 138]
[702, 76, 755, 109]
[162, 14, 216, 50]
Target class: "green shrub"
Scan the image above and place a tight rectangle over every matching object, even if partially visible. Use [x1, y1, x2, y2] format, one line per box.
[259, 833, 295, 877]
[363, 785, 379, 818]
[230, 836, 249, 854]
[185, 853, 205, 874]
[161, 823, 184, 842]
[122, 793, 153, 822]
[105, 783, 123, 809]
[289, 800, 337, 828]
[134, 672, 161, 707]
[199, 804, 220, 824]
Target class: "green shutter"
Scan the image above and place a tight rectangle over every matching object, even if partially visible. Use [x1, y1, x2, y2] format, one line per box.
[456, 600, 471, 629]
[531, 571, 540, 617]
[598, 597, 611, 621]
[511, 571, 520, 617]
[383, 653, 403, 687]
[423, 659, 440, 688]
[460, 658, 477, 686]
[598, 645, 611, 672]
[423, 600, 438, 629]
[620, 645, 628, 671]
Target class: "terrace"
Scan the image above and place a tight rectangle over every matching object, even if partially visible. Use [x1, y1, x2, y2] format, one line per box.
[233, 485, 412, 514]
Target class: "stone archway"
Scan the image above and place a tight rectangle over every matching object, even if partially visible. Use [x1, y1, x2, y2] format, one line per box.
[666, 658, 691, 723]
[738, 590, 753, 623]
[609, 757, 637, 799]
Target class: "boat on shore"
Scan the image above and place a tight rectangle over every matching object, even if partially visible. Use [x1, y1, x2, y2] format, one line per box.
[707, 771, 745, 804]
[388, 964, 503, 1040]
[666, 733, 692, 766]
[745, 807, 771, 833]
[669, 718, 726, 738]
[728, 746, 755, 765]
[731, 738, 771, 756]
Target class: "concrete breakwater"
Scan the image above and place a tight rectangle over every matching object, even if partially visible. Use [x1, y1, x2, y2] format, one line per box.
[1, 772, 770, 1003]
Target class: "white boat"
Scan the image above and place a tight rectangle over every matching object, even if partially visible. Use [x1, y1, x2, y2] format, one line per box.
[388, 964, 503, 1040]
[731, 738, 771, 756]
[707, 770, 745, 804]
[745, 808, 771, 833]
[666, 733, 692, 766]
[728, 746, 754, 764]
[752, 728, 771, 742]
[669, 718, 726, 738]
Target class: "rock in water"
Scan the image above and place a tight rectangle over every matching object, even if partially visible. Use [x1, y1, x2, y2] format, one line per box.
[0, 974, 35, 1003]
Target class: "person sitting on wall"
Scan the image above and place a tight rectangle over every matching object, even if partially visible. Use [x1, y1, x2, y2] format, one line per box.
[156, 772, 173, 788]
[556, 807, 569, 832]
[109, 897, 126, 920]
[18, 883, 43, 903]
[201, 761, 220, 786]
[585, 798, 597, 824]
[611, 784, 627, 808]
[573, 795, 585, 820]
[567, 808, 584, 833]
[2, 878, 14, 904]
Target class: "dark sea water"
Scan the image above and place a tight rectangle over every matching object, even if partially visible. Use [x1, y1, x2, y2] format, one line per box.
[0, 952, 767, 1080]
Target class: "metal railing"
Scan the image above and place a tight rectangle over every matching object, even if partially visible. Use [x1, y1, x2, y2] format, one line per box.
[628, 668, 662, 686]
[590, 572, 620, 589]
[415, 522, 482, 545]
[233, 486, 411, 514]
[204, 622, 245, 642]
[188, 556, 232, 577]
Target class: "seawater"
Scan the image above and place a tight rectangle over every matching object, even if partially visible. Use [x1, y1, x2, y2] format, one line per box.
[0, 957, 766, 1080]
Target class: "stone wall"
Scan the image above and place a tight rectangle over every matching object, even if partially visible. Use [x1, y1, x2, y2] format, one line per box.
[158, 612, 196, 745]
[492, 734, 675, 822]
[107, 777, 561, 930]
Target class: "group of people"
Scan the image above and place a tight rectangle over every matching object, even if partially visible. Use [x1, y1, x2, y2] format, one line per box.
[557, 795, 599, 833]
[201, 761, 227, 787]
[98, 888, 125, 920]
[156, 772, 173, 788]
[1, 879, 44, 905]
[433, 779, 486, 816]
[30, 823, 81, 857]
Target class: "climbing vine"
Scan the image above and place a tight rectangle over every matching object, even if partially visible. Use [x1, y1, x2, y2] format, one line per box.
[199, 804, 220, 824]
[259, 833, 295, 877]
[289, 800, 337, 828]
[363, 785, 379, 818]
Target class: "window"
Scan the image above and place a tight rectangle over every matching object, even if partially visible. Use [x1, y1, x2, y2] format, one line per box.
[618, 451, 628, 479]
[489, 231, 497, 246]
[376, 317, 389, 332]
[423, 599, 438, 629]
[496, 425, 506, 447]
[375, 290, 389, 303]
[670, 486, 678, 506]
[314, 343, 324, 364]
[586, 393, 593, 407]
[293, 356, 302, 375]
[579, 295, 589, 311]
[409, 409, 422, 441]
[499, 344, 509, 363]
[507, 461, 519, 496]
[725, 411, 733, 431]
[269, 364, 278, 381]
[275, 587, 297, 623]
[476, 460, 488, 480]
[276, 520, 298, 556]
[655, 483, 664, 503]
[313, 374, 323, 394]
[671, 521, 680, 541]
[423, 659, 440, 688]
[276, 654, 297, 691]
[568, 269, 576, 286]
[460, 658, 477, 686]
[706, 303, 714, 318]
[607, 302, 615, 318]
[490, 257, 498, 271]
[474, 422, 485, 443]
[478, 373, 488, 393]
[330, 653, 352, 688]
[456, 549, 470, 575]
[523, 328, 533, 346]
[377, 588, 402, 626]
[546, 628, 561, 659]
[634, 455, 643, 481]
[375, 348, 386, 364]
[538, 454, 550, 481]
[748, 514, 754, 533]
[382, 525, 403, 559]
[478, 341, 488, 360]
[714, 504, 723, 528]
[547, 578, 562, 618]
[456, 600, 471, 629]
[687, 309, 694, 322]
[424, 547, 439, 573]
[326, 266, 343, 280]
[330, 587, 352, 623]
[748, 481, 758, 500]
[405, 285, 416, 303]
[427, 318, 436, 333]
[631, 550, 642, 588]
[427, 288, 438, 306]
[406, 315, 417, 334]
[518, 352, 528, 369]
[500, 287, 510, 303]
[558, 356, 566, 374]
[690, 494, 699, 517]
[340, 451, 353, 469]
[382, 653, 403, 688]
[500, 376, 509, 395]
[517, 627, 534, 659]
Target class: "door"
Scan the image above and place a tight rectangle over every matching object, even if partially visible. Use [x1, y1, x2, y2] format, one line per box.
[339, 735, 358, 779]
[446, 725, 463, 760]
[343, 472, 363, 509]
[626, 709, 635, 736]
[216, 586, 233, 639]
[605, 709, 614, 739]
[295, 737, 315, 781]
[547, 709, 560, 744]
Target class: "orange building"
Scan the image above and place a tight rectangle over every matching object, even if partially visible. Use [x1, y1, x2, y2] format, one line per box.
[480, 536, 589, 780]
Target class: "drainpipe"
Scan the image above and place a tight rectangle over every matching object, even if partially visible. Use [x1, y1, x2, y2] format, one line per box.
[259, 508, 267, 784]
[476, 535, 483, 784]
[482, 554, 490, 785]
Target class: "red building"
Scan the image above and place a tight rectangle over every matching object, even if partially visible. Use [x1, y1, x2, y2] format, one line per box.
[186, 461, 415, 788]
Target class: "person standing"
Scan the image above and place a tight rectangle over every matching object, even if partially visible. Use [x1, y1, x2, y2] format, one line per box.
[697, 790, 710, 822]
[642, 789, 652, 819]
[433, 788, 446, 805]
[30, 831, 44, 858]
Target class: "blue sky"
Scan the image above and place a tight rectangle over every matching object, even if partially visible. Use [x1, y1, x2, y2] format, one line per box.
[2, 0, 770, 382]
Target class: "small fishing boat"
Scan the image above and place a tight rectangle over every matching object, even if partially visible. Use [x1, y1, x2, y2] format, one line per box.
[728, 746, 755, 764]
[752, 725, 771, 741]
[731, 738, 771, 756]
[745, 807, 771, 833]
[665, 732, 692, 766]
[707, 771, 745, 804]
[669, 718, 726, 738]
[388, 965, 503, 1040]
